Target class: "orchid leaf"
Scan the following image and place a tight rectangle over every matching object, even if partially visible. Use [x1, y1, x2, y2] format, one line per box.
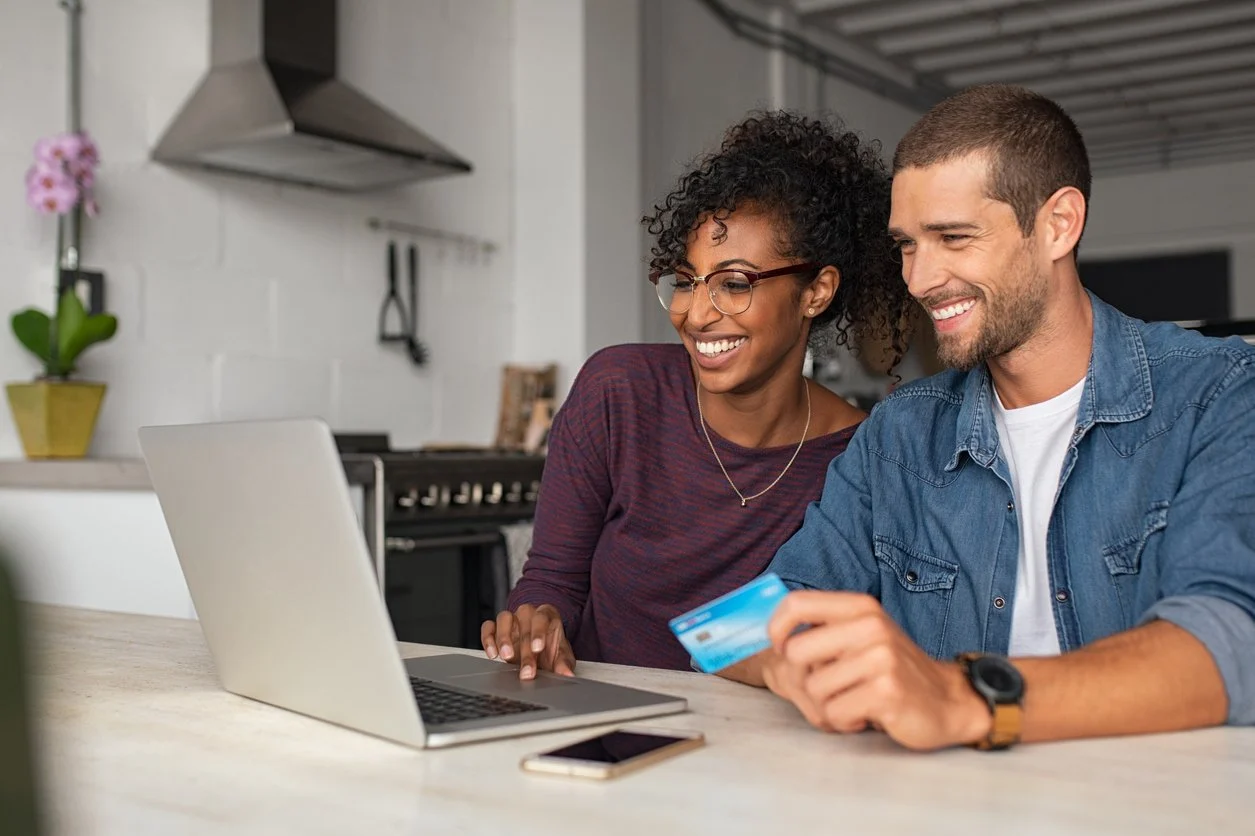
[11, 309, 52, 364]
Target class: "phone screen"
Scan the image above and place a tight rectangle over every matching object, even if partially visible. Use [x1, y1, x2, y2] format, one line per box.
[539, 731, 688, 764]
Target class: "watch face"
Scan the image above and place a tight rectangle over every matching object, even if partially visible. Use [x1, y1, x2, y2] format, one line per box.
[971, 655, 1024, 700]
[982, 663, 1015, 692]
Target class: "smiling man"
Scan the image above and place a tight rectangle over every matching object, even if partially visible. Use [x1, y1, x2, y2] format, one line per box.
[721, 83, 1255, 750]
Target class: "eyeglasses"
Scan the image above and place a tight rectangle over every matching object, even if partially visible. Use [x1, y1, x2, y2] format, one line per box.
[648, 262, 819, 316]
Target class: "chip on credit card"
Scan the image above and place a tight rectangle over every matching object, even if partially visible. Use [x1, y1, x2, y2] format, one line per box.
[668, 573, 790, 673]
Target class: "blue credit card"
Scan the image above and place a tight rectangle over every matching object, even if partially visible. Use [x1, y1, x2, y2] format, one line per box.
[668, 573, 790, 673]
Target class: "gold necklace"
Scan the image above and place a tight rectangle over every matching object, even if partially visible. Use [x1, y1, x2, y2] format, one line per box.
[696, 380, 812, 507]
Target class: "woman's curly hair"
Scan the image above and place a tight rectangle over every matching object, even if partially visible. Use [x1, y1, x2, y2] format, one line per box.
[642, 110, 912, 369]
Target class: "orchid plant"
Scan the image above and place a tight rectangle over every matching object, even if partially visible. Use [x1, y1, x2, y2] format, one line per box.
[13, 131, 116, 380]
[26, 132, 100, 217]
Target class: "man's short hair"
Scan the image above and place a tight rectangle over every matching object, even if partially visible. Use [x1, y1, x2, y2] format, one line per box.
[893, 84, 1092, 249]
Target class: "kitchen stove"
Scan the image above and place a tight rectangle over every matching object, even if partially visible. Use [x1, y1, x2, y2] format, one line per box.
[336, 434, 545, 650]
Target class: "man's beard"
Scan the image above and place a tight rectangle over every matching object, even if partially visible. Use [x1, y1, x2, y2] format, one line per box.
[925, 250, 1047, 372]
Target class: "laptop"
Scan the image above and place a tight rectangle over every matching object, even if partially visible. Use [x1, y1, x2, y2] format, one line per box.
[137, 418, 686, 749]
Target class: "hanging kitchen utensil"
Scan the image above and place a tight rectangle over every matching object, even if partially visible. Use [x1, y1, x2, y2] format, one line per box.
[406, 243, 430, 366]
[378, 240, 410, 344]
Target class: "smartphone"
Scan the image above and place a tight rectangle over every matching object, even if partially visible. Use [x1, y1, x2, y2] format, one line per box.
[519, 727, 705, 780]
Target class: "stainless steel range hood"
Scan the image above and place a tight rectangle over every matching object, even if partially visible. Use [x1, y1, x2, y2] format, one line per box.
[152, 0, 472, 192]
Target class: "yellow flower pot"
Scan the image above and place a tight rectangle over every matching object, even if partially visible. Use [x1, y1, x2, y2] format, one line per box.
[5, 380, 106, 459]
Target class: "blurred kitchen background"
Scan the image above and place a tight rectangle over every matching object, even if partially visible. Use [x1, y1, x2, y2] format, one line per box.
[2, 0, 1252, 647]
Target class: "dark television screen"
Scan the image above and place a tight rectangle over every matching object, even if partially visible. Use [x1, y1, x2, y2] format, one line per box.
[1079, 249, 1230, 323]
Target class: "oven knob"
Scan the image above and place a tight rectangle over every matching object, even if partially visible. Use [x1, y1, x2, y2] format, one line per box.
[484, 481, 504, 505]
[524, 480, 541, 502]
[396, 488, 419, 509]
[472, 482, 484, 505]
[506, 481, 523, 503]
[452, 482, 472, 505]
[418, 485, 440, 508]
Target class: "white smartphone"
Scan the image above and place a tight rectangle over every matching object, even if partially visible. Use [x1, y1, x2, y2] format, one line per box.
[519, 726, 705, 780]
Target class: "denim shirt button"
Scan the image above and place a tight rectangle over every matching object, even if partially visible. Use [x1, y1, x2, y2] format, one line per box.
[905, 570, 919, 584]
[993, 597, 1006, 609]
[1006, 501, 1015, 512]
[1055, 589, 1070, 603]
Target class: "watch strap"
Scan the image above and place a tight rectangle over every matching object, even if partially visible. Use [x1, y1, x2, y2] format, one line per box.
[957, 652, 1023, 751]
[973, 703, 1022, 750]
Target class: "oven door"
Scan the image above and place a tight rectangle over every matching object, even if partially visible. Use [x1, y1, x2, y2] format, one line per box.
[382, 522, 515, 650]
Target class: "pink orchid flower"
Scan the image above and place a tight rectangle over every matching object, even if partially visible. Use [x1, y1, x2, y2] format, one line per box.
[25, 160, 72, 192]
[78, 133, 100, 166]
[25, 131, 101, 216]
[27, 180, 80, 214]
[34, 133, 85, 166]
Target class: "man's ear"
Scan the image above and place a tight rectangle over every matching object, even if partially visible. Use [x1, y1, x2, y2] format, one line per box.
[1040, 186, 1086, 262]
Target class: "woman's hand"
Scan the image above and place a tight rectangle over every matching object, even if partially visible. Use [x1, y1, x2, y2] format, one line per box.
[480, 603, 576, 680]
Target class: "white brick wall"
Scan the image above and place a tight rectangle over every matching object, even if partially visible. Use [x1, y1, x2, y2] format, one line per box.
[0, 0, 517, 458]
[0, 0, 651, 620]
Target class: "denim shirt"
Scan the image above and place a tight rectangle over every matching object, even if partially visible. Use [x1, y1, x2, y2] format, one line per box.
[768, 291, 1255, 724]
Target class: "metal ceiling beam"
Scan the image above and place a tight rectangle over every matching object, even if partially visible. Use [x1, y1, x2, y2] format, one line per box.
[1082, 117, 1255, 148]
[907, 0, 1255, 70]
[911, 39, 1028, 73]
[825, 0, 1028, 36]
[1086, 121, 1255, 151]
[1029, 44, 1255, 96]
[782, 0, 1255, 177]
[1091, 140, 1255, 171]
[1093, 147, 1255, 176]
[1091, 128, 1255, 159]
[1055, 66, 1255, 112]
[1091, 136, 1255, 161]
[694, 0, 943, 111]
[942, 23, 1255, 87]
[791, 0, 880, 15]
[1072, 88, 1255, 128]
[1092, 149, 1255, 177]
[923, 25, 1255, 85]
[1083, 107, 1255, 143]
[874, 0, 1214, 55]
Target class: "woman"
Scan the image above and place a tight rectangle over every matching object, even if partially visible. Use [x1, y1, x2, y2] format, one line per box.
[482, 110, 911, 677]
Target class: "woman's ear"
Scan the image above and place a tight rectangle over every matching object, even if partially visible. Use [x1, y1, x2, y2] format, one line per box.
[804, 266, 840, 316]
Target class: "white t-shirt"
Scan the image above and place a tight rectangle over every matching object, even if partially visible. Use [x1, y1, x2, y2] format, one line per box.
[993, 377, 1085, 657]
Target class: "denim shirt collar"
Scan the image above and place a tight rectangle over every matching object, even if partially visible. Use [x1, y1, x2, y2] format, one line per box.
[946, 290, 1153, 472]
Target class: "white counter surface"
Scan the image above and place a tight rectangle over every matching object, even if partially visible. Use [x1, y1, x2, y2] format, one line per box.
[25, 605, 1255, 835]
[0, 457, 151, 490]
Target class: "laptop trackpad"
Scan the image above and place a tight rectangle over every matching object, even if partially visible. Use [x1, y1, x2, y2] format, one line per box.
[446, 670, 575, 696]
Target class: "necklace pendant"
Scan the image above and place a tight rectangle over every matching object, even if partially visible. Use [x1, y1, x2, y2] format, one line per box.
[696, 378, 811, 512]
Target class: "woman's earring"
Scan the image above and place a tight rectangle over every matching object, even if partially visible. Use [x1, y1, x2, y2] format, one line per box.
[807, 307, 816, 316]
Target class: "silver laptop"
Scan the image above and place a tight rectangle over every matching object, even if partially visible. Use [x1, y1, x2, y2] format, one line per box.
[137, 418, 686, 749]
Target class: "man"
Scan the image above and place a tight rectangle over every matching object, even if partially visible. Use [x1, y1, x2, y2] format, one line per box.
[721, 83, 1255, 751]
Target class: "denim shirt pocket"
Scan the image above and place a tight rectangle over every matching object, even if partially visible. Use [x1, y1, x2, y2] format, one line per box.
[1101, 500, 1170, 624]
[872, 535, 959, 658]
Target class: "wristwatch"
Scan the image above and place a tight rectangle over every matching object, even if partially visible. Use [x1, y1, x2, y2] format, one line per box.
[956, 652, 1025, 750]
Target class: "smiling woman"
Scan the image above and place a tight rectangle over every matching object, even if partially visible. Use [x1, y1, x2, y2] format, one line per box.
[482, 111, 914, 676]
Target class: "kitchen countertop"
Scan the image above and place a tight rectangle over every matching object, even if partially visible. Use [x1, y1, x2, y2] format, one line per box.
[21, 604, 1255, 835]
[0, 457, 152, 490]
[0, 453, 384, 492]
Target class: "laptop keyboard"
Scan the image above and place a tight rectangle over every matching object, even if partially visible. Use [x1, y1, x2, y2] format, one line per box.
[409, 677, 548, 726]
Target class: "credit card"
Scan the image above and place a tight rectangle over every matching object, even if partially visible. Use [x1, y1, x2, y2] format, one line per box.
[668, 573, 790, 673]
